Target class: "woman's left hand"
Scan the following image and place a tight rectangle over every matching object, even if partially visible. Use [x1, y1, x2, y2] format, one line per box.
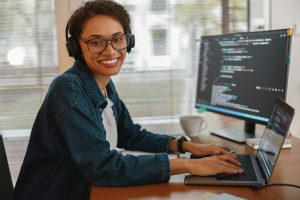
[184, 142, 234, 157]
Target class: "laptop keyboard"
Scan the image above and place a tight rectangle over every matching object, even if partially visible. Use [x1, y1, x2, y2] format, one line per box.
[217, 154, 258, 181]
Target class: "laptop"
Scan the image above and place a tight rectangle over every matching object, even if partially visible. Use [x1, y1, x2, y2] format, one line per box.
[184, 98, 295, 187]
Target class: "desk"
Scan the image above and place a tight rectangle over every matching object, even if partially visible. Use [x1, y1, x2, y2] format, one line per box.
[91, 115, 300, 200]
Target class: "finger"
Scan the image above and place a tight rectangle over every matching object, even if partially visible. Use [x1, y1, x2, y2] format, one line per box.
[214, 157, 239, 168]
[216, 159, 242, 171]
[215, 159, 244, 174]
[220, 165, 244, 174]
[211, 147, 230, 156]
[217, 147, 235, 157]
[217, 155, 241, 166]
[207, 156, 240, 170]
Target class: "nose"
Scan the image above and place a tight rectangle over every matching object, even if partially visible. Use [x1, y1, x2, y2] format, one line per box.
[102, 41, 116, 54]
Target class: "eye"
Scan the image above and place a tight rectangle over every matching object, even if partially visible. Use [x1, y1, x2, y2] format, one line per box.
[87, 38, 105, 46]
[113, 36, 125, 44]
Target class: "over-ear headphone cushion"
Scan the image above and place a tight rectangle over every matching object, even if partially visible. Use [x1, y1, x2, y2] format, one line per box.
[66, 36, 82, 59]
[127, 34, 135, 53]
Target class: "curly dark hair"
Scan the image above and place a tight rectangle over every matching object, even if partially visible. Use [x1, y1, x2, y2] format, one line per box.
[67, 0, 131, 39]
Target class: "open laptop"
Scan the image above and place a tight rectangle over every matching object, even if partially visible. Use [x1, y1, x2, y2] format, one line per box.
[184, 98, 295, 187]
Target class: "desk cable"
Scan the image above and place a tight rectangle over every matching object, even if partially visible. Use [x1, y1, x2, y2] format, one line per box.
[253, 183, 300, 190]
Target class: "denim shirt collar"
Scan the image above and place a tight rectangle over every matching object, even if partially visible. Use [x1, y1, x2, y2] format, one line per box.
[73, 57, 117, 109]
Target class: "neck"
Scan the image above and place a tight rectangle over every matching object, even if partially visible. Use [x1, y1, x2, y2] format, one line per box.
[93, 74, 110, 96]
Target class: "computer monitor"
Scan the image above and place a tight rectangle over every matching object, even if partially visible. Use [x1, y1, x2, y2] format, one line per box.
[195, 28, 292, 143]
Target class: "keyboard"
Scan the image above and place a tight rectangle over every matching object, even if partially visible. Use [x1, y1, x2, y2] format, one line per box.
[217, 154, 258, 181]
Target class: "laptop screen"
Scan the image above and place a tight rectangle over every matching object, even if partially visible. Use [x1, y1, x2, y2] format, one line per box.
[256, 98, 294, 179]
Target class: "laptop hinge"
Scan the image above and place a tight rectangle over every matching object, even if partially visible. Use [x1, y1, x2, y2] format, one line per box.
[255, 156, 267, 185]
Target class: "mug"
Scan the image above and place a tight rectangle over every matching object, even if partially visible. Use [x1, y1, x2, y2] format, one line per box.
[179, 115, 207, 137]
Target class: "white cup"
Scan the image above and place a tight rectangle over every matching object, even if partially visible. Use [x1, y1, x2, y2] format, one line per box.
[179, 115, 207, 137]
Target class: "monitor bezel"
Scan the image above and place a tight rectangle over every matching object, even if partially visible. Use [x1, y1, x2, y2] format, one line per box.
[195, 28, 293, 138]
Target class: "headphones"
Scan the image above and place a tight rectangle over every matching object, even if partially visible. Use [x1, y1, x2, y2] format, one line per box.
[65, 23, 135, 60]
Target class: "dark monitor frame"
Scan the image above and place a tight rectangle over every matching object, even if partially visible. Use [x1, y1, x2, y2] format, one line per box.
[195, 28, 293, 143]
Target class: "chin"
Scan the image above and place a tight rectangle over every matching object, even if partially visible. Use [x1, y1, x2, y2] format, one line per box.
[101, 67, 122, 76]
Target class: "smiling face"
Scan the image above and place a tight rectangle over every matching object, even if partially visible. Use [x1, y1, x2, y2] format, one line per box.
[79, 15, 127, 82]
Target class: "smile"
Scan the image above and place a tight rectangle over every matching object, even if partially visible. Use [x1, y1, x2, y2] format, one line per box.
[100, 59, 118, 65]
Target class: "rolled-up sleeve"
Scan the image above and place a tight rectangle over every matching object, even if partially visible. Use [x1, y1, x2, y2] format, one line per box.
[114, 99, 175, 153]
[57, 104, 171, 186]
[157, 153, 171, 182]
[51, 75, 172, 186]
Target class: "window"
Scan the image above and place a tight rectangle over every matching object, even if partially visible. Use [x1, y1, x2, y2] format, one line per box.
[0, 0, 248, 132]
[115, 0, 248, 120]
[152, 29, 167, 55]
[151, 0, 167, 12]
[0, 0, 58, 130]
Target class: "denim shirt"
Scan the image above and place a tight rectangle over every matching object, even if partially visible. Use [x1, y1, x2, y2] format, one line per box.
[13, 58, 174, 200]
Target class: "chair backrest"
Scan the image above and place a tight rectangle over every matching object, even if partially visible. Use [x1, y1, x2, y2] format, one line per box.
[0, 135, 14, 200]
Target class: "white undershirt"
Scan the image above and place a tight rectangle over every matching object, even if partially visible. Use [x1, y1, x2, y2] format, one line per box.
[102, 97, 118, 150]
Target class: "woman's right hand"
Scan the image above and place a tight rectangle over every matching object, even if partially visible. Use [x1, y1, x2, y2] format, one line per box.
[186, 155, 243, 176]
[170, 154, 243, 176]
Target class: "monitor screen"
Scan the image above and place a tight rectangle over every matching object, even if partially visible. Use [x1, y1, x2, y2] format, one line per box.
[195, 29, 292, 142]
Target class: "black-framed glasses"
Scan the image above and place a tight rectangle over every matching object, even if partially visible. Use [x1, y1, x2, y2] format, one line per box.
[79, 34, 130, 54]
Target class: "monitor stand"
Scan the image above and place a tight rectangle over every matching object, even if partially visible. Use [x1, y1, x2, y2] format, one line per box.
[210, 121, 257, 143]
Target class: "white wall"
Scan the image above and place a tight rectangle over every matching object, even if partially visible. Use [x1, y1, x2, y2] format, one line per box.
[270, 0, 300, 138]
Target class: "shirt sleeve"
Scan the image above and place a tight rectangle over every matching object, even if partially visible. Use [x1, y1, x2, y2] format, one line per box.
[114, 98, 175, 153]
[50, 75, 172, 186]
[57, 105, 171, 186]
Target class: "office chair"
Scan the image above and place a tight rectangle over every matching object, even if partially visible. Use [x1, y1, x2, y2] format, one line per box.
[0, 135, 14, 200]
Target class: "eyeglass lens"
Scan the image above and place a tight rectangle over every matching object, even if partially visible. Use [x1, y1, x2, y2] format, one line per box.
[86, 34, 128, 54]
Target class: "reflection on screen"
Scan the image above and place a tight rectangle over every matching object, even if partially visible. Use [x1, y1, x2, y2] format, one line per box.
[257, 104, 292, 176]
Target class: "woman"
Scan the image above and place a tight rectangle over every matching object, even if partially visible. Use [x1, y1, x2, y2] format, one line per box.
[13, 1, 242, 199]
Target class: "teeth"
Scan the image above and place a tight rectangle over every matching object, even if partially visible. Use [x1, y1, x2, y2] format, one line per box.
[101, 59, 118, 64]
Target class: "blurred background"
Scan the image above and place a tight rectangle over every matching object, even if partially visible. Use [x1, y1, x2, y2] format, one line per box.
[0, 0, 299, 138]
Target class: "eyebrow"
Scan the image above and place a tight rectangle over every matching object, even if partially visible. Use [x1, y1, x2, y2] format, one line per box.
[87, 32, 124, 39]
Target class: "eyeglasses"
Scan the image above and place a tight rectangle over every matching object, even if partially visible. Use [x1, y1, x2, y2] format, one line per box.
[79, 34, 130, 54]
